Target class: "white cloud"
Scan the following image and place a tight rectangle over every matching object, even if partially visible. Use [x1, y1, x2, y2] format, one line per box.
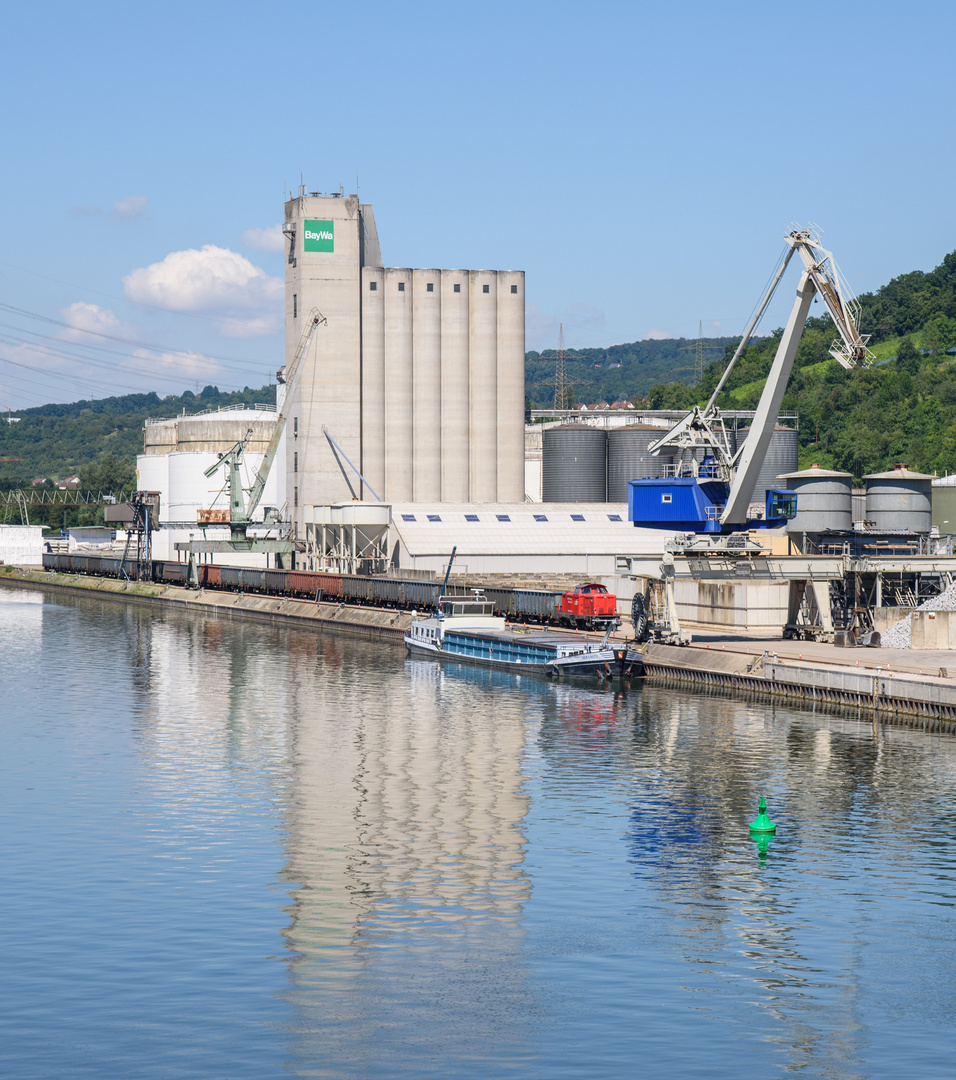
[123, 245, 283, 321]
[60, 302, 220, 381]
[111, 194, 148, 220]
[60, 302, 123, 340]
[645, 327, 672, 340]
[240, 224, 284, 253]
[123, 348, 222, 378]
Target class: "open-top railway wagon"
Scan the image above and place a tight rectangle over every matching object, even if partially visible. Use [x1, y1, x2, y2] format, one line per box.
[41, 554, 619, 629]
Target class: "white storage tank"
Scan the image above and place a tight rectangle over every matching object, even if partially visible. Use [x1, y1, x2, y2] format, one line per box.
[167, 452, 222, 523]
[864, 464, 933, 533]
[775, 464, 853, 533]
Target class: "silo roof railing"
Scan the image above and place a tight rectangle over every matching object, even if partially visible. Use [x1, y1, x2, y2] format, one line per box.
[145, 403, 278, 425]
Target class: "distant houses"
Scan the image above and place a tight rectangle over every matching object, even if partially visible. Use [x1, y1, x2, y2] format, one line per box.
[574, 401, 637, 412]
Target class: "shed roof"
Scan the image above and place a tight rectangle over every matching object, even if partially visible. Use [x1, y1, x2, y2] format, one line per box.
[863, 467, 933, 481]
[390, 503, 675, 557]
[776, 465, 852, 479]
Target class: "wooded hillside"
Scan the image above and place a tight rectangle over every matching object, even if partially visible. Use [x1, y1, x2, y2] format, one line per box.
[647, 250, 956, 480]
[4, 246, 956, 497]
[0, 384, 275, 483]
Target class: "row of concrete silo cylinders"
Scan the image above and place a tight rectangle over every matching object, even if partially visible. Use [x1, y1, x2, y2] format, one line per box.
[776, 464, 933, 533]
[541, 424, 799, 505]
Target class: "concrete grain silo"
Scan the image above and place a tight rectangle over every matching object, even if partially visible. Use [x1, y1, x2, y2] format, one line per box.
[440, 270, 470, 502]
[496, 270, 526, 503]
[384, 268, 414, 502]
[285, 191, 525, 534]
[412, 268, 442, 503]
[469, 270, 499, 504]
[360, 266, 386, 500]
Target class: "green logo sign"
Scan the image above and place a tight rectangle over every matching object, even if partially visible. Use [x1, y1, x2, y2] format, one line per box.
[303, 219, 334, 252]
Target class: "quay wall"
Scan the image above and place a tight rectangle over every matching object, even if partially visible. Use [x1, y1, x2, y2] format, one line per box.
[0, 567, 411, 642]
[642, 644, 956, 730]
[6, 567, 956, 729]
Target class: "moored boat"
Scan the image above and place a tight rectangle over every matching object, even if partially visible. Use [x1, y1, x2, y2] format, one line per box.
[405, 591, 643, 681]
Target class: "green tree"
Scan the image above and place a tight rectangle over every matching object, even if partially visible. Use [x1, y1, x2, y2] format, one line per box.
[896, 336, 921, 375]
[923, 315, 956, 356]
[78, 453, 136, 495]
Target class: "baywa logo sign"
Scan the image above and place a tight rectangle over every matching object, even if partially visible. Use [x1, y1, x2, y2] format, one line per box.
[303, 219, 334, 253]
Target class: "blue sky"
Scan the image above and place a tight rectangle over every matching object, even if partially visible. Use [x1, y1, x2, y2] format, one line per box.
[1, 0, 954, 408]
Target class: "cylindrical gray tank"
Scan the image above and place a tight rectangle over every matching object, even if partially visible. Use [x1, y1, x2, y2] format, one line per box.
[864, 464, 933, 532]
[606, 425, 673, 501]
[542, 425, 607, 502]
[736, 426, 799, 508]
[775, 464, 853, 533]
[933, 476, 956, 536]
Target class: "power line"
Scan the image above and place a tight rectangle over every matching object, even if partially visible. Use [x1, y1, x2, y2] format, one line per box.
[0, 301, 273, 369]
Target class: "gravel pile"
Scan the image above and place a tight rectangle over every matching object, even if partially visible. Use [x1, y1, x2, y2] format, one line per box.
[881, 614, 913, 649]
[880, 581, 956, 649]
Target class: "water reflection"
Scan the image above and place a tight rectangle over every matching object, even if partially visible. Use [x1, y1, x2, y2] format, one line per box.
[619, 687, 956, 1078]
[7, 584, 956, 1078]
[278, 655, 535, 1077]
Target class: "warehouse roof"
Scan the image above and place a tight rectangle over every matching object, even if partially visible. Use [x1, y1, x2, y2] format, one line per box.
[389, 503, 675, 556]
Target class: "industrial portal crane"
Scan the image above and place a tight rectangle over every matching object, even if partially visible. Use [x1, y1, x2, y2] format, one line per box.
[625, 226, 875, 645]
[203, 308, 327, 541]
[632, 225, 873, 532]
[178, 310, 326, 577]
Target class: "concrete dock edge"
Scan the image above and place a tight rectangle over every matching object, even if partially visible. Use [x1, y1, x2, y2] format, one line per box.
[6, 567, 956, 729]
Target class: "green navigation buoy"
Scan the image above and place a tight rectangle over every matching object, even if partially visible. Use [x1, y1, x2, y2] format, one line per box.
[749, 796, 776, 834]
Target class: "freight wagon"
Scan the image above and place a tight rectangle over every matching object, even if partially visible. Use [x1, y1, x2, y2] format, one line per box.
[40, 554, 618, 630]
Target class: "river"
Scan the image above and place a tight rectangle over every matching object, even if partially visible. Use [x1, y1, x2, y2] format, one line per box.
[2, 584, 956, 1078]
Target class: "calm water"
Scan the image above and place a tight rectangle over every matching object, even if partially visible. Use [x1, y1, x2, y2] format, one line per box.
[3, 585, 956, 1078]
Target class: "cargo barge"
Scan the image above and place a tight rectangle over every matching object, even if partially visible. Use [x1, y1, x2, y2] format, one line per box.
[405, 592, 642, 680]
